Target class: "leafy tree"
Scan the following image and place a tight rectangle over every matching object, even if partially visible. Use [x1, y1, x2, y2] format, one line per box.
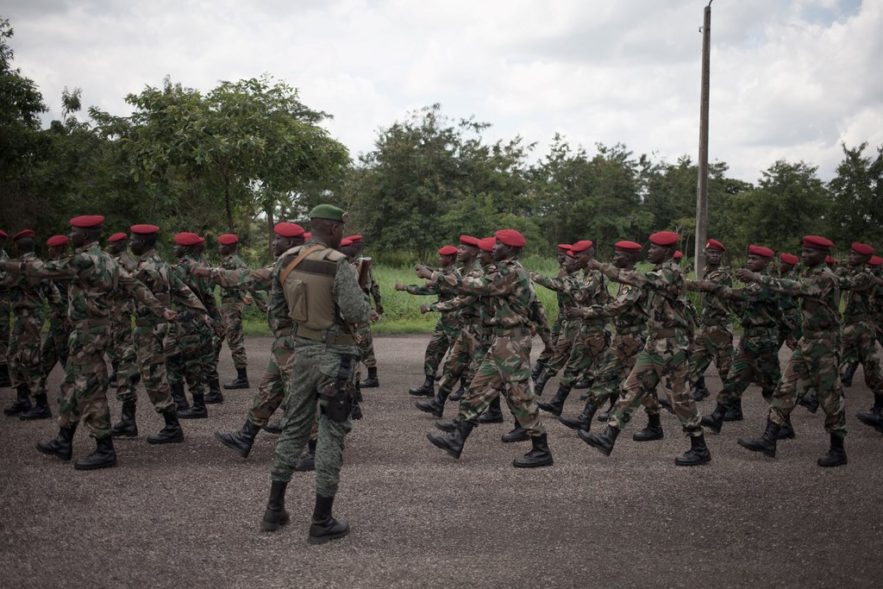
[826, 143, 883, 246]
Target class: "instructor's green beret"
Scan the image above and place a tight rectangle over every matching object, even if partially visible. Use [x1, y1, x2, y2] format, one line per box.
[309, 204, 346, 222]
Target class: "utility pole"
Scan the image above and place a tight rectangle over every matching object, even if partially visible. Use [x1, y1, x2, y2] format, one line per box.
[695, 0, 712, 278]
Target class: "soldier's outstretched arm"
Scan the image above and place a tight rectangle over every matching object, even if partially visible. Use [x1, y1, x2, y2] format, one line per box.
[531, 272, 564, 291]
[119, 268, 171, 318]
[170, 272, 208, 313]
[458, 268, 514, 296]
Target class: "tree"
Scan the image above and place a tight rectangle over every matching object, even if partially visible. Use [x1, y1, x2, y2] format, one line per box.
[826, 143, 883, 246]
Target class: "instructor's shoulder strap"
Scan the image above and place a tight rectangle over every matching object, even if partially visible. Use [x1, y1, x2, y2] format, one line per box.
[279, 244, 326, 287]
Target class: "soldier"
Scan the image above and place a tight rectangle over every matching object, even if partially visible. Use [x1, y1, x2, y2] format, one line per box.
[534, 242, 573, 379]
[579, 231, 711, 466]
[26, 235, 72, 420]
[859, 255, 883, 432]
[396, 245, 461, 397]
[687, 239, 734, 402]
[0, 229, 10, 388]
[736, 235, 847, 467]
[424, 229, 553, 469]
[695, 245, 784, 436]
[217, 233, 251, 390]
[776, 252, 802, 351]
[260, 204, 370, 545]
[2, 215, 177, 470]
[106, 232, 140, 410]
[1, 230, 48, 418]
[343, 235, 382, 388]
[203, 222, 305, 458]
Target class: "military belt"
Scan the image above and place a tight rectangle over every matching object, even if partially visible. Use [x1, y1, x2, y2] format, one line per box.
[293, 324, 355, 346]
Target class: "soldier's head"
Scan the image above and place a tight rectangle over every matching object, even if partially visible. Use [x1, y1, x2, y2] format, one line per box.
[746, 245, 774, 272]
[106, 232, 128, 254]
[69, 215, 105, 248]
[46, 235, 69, 260]
[437, 245, 457, 268]
[570, 240, 594, 268]
[869, 256, 883, 276]
[457, 235, 480, 265]
[779, 252, 798, 273]
[613, 240, 642, 269]
[477, 237, 496, 266]
[564, 252, 580, 272]
[347, 235, 365, 255]
[848, 242, 874, 268]
[130, 225, 160, 256]
[173, 232, 202, 259]
[705, 239, 725, 267]
[272, 223, 305, 257]
[493, 229, 526, 262]
[12, 230, 35, 255]
[801, 235, 833, 268]
[556, 244, 571, 266]
[309, 204, 346, 249]
[218, 233, 239, 256]
[647, 231, 679, 265]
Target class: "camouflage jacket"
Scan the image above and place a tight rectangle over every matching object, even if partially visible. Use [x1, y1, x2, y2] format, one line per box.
[532, 271, 583, 315]
[431, 260, 484, 321]
[709, 269, 781, 329]
[173, 255, 221, 321]
[757, 264, 840, 335]
[774, 266, 800, 314]
[209, 266, 284, 331]
[1, 251, 48, 310]
[220, 253, 249, 304]
[453, 257, 533, 329]
[575, 279, 647, 334]
[407, 265, 461, 320]
[837, 265, 877, 325]
[573, 268, 610, 331]
[698, 266, 732, 327]
[109, 250, 137, 316]
[133, 250, 206, 321]
[353, 257, 382, 309]
[599, 260, 690, 333]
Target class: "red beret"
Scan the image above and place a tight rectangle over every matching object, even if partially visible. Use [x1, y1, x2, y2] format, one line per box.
[571, 240, 594, 253]
[340, 237, 353, 247]
[303, 232, 312, 241]
[173, 232, 203, 247]
[803, 235, 833, 250]
[495, 229, 526, 248]
[347, 234, 363, 243]
[650, 231, 679, 247]
[851, 242, 874, 256]
[566, 250, 576, 258]
[748, 244, 774, 258]
[459, 235, 480, 247]
[438, 245, 458, 256]
[108, 232, 128, 243]
[69, 215, 105, 228]
[557, 243, 572, 251]
[46, 235, 69, 247]
[614, 240, 642, 252]
[825, 255, 838, 265]
[0, 230, 7, 239]
[274, 222, 305, 238]
[13, 229, 35, 241]
[218, 233, 239, 245]
[479, 237, 496, 252]
[779, 252, 799, 265]
[673, 250, 683, 260]
[869, 256, 883, 267]
[130, 224, 160, 235]
[705, 238, 725, 252]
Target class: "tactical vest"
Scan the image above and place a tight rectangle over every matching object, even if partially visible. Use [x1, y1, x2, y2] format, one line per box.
[283, 245, 347, 330]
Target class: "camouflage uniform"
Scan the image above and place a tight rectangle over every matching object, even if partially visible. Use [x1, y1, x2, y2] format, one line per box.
[108, 251, 139, 401]
[36, 278, 70, 398]
[219, 253, 249, 369]
[404, 265, 461, 378]
[776, 266, 803, 349]
[3, 251, 47, 397]
[688, 266, 734, 387]
[556, 268, 611, 390]
[353, 257, 381, 371]
[536, 287, 565, 365]
[837, 265, 883, 395]
[531, 271, 583, 381]
[873, 266, 883, 348]
[0, 247, 10, 380]
[270, 240, 371, 497]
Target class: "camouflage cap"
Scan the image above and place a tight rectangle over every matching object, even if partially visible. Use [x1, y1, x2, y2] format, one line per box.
[309, 204, 345, 222]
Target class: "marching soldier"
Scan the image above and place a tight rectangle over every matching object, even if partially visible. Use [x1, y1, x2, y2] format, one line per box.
[776, 252, 802, 350]
[858, 255, 883, 432]
[217, 233, 252, 390]
[532, 244, 573, 380]
[342, 235, 382, 388]
[0, 229, 10, 388]
[106, 232, 139, 407]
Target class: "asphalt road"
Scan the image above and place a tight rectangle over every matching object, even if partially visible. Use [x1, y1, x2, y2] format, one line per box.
[1, 335, 881, 588]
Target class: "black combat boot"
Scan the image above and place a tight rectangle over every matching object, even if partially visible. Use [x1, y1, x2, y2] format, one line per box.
[533, 370, 552, 397]
[408, 375, 435, 397]
[558, 400, 597, 431]
[513, 433, 554, 468]
[36, 423, 77, 461]
[224, 367, 250, 390]
[531, 361, 546, 382]
[261, 480, 290, 532]
[19, 393, 52, 420]
[0, 363, 10, 388]
[147, 408, 184, 445]
[215, 419, 260, 457]
[578, 425, 620, 456]
[205, 377, 224, 404]
[74, 436, 118, 470]
[415, 387, 448, 418]
[675, 431, 711, 466]
[501, 419, 530, 443]
[597, 396, 617, 421]
[798, 392, 819, 414]
[737, 418, 780, 458]
[840, 362, 859, 387]
[179, 391, 208, 419]
[776, 416, 796, 440]
[817, 433, 848, 467]
[4, 384, 32, 416]
[110, 399, 138, 438]
[856, 394, 883, 433]
[427, 419, 474, 459]
[360, 367, 379, 388]
[633, 413, 664, 442]
[691, 376, 710, 401]
[537, 385, 571, 416]
[722, 398, 743, 421]
[263, 420, 283, 434]
[309, 494, 350, 545]
[294, 439, 317, 472]
[700, 402, 728, 434]
[477, 397, 504, 423]
[434, 418, 457, 433]
[169, 382, 189, 412]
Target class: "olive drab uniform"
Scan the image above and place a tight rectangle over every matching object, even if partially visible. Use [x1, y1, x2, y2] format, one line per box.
[2, 251, 48, 405]
[405, 265, 462, 379]
[688, 265, 734, 389]
[270, 241, 371, 496]
[530, 271, 584, 386]
[837, 265, 883, 396]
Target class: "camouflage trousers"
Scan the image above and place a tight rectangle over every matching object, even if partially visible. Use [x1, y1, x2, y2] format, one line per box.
[247, 334, 295, 427]
[587, 330, 658, 414]
[355, 323, 376, 369]
[116, 321, 175, 413]
[459, 327, 544, 436]
[539, 319, 580, 377]
[610, 330, 702, 436]
[167, 318, 213, 396]
[271, 341, 355, 497]
[768, 333, 846, 436]
[8, 306, 44, 393]
[107, 315, 137, 398]
[437, 323, 490, 396]
[422, 315, 459, 378]
[221, 299, 247, 369]
[36, 318, 71, 397]
[841, 320, 883, 395]
[532, 302, 554, 360]
[778, 309, 802, 350]
[688, 323, 734, 386]
[718, 327, 780, 406]
[536, 317, 562, 364]
[0, 296, 9, 365]
[57, 323, 113, 439]
[558, 326, 609, 390]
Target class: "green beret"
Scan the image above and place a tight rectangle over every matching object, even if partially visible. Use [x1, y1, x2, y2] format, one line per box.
[309, 204, 345, 222]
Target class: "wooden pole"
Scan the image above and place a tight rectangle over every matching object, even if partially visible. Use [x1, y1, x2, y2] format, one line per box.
[695, 1, 712, 278]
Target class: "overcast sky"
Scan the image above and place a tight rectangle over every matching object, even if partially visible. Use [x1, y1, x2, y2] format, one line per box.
[5, 0, 881, 182]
